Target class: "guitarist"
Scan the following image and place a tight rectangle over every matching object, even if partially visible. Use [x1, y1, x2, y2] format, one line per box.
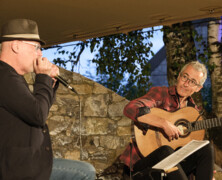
[120, 61, 214, 180]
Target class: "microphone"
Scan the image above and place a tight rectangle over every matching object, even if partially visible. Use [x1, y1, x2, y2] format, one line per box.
[55, 75, 78, 94]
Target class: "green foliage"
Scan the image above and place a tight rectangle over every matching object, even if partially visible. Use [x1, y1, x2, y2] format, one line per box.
[52, 41, 88, 72]
[51, 29, 155, 99]
[201, 84, 212, 112]
[50, 19, 219, 102]
[163, 21, 217, 74]
[89, 30, 154, 99]
[194, 32, 217, 74]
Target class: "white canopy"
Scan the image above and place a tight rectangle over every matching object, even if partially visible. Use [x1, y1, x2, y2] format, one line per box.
[0, 0, 221, 47]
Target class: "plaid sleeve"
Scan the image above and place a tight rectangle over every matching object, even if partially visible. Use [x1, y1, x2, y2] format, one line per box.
[123, 87, 164, 122]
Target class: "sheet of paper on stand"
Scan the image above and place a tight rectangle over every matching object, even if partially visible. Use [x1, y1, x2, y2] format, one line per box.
[152, 140, 209, 171]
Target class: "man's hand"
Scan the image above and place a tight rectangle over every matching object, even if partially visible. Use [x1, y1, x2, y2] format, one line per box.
[138, 113, 182, 142]
[34, 57, 59, 87]
[162, 121, 182, 142]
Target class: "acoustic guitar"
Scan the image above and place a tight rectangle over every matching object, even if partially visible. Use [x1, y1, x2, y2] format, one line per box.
[134, 107, 222, 157]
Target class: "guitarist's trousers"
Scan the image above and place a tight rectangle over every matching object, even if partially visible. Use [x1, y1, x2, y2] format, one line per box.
[122, 144, 214, 180]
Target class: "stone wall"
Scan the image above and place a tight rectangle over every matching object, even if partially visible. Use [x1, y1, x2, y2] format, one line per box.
[24, 67, 132, 179]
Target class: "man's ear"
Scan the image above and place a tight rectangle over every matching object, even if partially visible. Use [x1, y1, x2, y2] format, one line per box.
[11, 41, 19, 54]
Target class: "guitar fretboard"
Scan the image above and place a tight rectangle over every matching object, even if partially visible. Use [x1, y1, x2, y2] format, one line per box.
[188, 118, 222, 132]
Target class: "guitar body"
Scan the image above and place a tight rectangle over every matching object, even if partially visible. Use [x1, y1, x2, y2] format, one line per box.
[134, 107, 205, 157]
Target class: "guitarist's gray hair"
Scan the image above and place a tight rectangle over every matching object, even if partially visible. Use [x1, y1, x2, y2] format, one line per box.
[180, 61, 207, 85]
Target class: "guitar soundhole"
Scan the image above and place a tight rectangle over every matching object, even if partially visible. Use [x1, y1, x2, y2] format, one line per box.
[174, 119, 190, 138]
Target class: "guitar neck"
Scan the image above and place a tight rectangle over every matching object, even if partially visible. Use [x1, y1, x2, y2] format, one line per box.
[188, 117, 222, 132]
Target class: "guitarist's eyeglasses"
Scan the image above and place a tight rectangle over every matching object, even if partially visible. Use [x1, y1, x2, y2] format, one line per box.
[180, 73, 201, 87]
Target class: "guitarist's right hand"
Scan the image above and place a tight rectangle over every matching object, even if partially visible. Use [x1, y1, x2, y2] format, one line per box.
[162, 121, 182, 141]
[137, 113, 182, 142]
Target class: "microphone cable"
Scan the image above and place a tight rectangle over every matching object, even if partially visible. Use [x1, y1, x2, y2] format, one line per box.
[55, 75, 83, 161]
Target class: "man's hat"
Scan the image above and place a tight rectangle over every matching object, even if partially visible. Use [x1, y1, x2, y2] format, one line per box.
[0, 19, 45, 45]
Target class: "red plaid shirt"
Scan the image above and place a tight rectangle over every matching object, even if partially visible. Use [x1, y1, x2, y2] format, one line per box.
[119, 86, 199, 169]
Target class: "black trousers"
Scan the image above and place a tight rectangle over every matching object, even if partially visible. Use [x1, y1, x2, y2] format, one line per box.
[123, 144, 214, 180]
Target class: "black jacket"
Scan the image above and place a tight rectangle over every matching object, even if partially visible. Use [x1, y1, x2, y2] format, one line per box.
[0, 61, 57, 180]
